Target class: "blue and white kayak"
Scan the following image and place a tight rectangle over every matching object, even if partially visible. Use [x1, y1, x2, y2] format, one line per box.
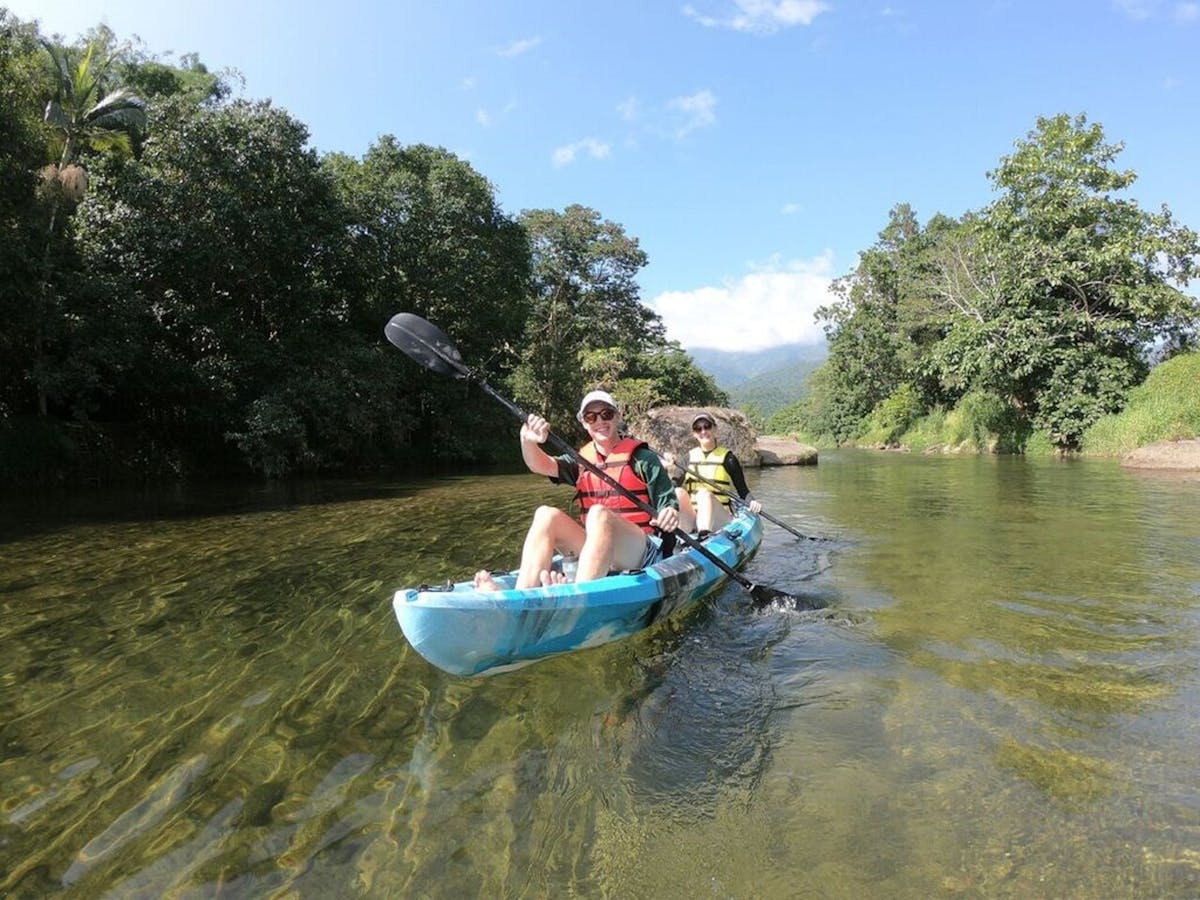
[393, 508, 764, 677]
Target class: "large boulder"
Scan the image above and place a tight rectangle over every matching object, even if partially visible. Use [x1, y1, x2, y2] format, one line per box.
[1121, 438, 1200, 470]
[627, 407, 819, 467]
[629, 405, 761, 467]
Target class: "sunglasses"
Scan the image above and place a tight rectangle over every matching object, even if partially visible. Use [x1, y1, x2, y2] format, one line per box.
[582, 407, 616, 424]
[692, 421, 714, 432]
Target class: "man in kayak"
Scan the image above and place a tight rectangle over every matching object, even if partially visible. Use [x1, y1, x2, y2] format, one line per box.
[474, 389, 680, 589]
[663, 412, 762, 536]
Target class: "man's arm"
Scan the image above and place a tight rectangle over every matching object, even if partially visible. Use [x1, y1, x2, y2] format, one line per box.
[634, 447, 681, 512]
[519, 414, 561, 477]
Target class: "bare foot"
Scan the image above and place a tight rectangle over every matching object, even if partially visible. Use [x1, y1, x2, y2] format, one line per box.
[473, 570, 503, 591]
[538, 569, 569, 587]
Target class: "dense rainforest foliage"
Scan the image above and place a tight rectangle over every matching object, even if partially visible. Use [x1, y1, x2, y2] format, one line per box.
[779, 114, 1200, 452]
[0, 15, 725, 483]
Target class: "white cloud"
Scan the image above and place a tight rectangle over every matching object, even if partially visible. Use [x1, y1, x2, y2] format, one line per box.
[780, 202, 803, 214]
[551, 137, 612, 167]
[475, 100, 516, 128]
[1112, 0, 1199, 19]
[668, 89, 717, 138]
[684, 0, 830, 34]
[618, 92, 715, 143]
[648, 252, 834, 351]
[1112, 0, 1156, 17]
[617, 96, 641, 122]
[497, 36, 542, 57]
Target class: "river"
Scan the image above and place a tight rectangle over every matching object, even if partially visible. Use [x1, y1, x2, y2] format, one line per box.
[2, 451, 1199, 897]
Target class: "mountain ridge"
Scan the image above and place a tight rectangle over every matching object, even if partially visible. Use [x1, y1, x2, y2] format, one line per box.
[688, 342, 827, 418]
[688, 342, 826, 388]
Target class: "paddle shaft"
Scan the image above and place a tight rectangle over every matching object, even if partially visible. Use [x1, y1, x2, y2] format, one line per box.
[388, 316, 777, 597]
[672, 459, 818, 542]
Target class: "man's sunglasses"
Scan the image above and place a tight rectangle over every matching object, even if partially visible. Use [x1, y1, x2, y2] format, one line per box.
[693, 421, 713, 432]
[582, 408, 617, 424]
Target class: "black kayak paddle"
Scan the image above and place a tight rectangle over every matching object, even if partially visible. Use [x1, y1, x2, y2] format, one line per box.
[385, 312, 804, 609]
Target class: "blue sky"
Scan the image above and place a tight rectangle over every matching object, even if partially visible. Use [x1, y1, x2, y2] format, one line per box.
[12, 0, 1200, 351]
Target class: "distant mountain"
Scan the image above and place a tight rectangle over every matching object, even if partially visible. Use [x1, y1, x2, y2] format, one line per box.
[688, 343, 825, 388]
[688, 342, 827, 419]
[729, 358, 825, 417]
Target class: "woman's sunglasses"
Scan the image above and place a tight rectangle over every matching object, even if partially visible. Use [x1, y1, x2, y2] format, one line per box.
[582, 408, 616, 424]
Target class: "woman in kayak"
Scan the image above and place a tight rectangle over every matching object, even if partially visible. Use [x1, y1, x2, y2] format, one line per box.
[474, 390, 679, 590]
[664, 412, 762, 536]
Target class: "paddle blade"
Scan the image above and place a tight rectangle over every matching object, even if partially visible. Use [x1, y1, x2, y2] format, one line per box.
[385, 313, 468, 379]
[749, 583, 812, 610]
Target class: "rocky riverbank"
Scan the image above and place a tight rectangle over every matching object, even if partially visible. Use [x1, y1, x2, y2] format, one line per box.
[1121, 438, 1200, 471]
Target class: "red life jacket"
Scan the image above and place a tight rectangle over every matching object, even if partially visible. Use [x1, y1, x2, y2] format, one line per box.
[576, 437, 654, 532]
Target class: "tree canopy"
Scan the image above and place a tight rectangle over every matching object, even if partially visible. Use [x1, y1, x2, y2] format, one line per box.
[510, 205, 721, 432]
[0, 16, 724, 482]
[799, 114, 1199, 452]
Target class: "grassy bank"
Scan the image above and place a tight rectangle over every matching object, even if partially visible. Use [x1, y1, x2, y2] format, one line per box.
[1080, 351, 1200, 456]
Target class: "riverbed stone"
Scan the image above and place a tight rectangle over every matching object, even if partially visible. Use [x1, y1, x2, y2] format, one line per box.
[1121, 438, 1200, 470]
[756, 436, 819, 466]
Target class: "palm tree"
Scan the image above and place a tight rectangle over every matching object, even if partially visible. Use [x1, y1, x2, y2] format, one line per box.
[35, 39, 146, 416]
[41, 39, 146, 218]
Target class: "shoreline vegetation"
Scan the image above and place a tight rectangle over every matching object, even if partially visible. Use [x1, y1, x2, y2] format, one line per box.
[782, 350, 1200, 465]
[757, 119, 1200, 465]
[2, 16, 1198, 488]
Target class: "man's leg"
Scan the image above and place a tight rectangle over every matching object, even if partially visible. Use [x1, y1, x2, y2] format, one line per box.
[515, 506, 585, 589]
[576, 506, 649, 581]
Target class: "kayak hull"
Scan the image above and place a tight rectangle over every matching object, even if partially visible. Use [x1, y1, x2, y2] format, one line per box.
[393, 509, 763, 676]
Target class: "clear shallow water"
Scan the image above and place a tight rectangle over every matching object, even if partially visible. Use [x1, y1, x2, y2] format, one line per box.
[2, 453, 1199, 897]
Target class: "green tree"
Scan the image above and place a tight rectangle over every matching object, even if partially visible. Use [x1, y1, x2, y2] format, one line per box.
[513, 205, 659, 427]
[118, 51, 230, 106]
[329, 138, 532, 463]
[73, 95, 359, 474]
[33, 37, 147, 418]
[944, 114, 1200, 449]
[813, 204, 922, 442]
[812, 115, 1200, 453]
[576, 342, 727, 422]
[41, 38, 146, 215]
[0, 12, 49, 420]
[631, 342, 728, 408]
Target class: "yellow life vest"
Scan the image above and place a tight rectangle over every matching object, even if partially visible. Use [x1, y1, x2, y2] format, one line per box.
[684, 445, 734, 508]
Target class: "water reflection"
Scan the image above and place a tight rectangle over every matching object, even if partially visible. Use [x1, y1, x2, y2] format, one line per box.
[2, 457, 1199, 897]
[774, 453, 1200, 896]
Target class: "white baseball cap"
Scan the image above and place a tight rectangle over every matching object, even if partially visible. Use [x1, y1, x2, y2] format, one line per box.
[577, 389, 617, 421]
